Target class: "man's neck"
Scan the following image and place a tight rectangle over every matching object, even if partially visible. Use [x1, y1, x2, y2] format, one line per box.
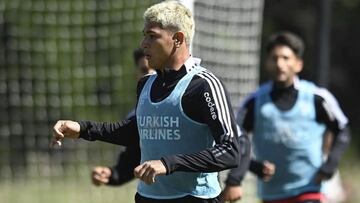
[163, 47, 191, 71]
[169, 55, 190, 71]
[273, 81, 294, 89]
[273, 77, 297, 89]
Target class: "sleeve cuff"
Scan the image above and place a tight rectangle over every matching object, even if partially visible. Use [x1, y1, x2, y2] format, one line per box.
[319, 163, 336, 178]
[225, 177, 243, 186]
[160, 157, 173, 175]
[78, 120, 96, 141]
[107, 167, 119, 185]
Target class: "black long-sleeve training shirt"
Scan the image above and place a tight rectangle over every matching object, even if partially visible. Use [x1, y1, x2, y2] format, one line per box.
[225, 81, 351, 186]
[108, 129, 251, 186]
[108, 131, 253, 186]
[79, 57, 240, 174]
[107, 146, 140, 186]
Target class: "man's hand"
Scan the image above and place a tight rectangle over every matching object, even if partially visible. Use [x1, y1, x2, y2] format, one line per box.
[92, 166, 112, 186]
[220, 185, 243, 202]
[50, 120, 80, 148]
[134, 160, 167, 185]
[262, 160, 275, 182]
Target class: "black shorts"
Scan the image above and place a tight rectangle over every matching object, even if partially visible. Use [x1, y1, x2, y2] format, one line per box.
[135, 193, 220, 203]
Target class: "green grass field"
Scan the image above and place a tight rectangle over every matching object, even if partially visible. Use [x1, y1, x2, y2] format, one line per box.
[2, 168, 359, 203]
[1, 154, 359, 203]
[0, 178, 137, 203]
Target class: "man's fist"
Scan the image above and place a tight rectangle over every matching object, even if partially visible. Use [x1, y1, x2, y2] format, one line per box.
[134, 160, 167, 185]
[92, 166, 112, 186]
[220, 185, 243, 202]
[50, 120, 80, 148]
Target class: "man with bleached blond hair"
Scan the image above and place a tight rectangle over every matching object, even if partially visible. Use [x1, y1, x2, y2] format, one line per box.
[51, 1, 243, 202]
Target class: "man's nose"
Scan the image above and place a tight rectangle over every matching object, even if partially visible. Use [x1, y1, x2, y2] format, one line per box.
[141, 39, 148, 49]
[275, 59, 285, 70]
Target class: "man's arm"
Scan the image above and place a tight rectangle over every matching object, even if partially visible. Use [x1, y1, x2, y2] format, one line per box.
[78, 116, 139, 146]
[220, 96, 255, 202]
[91, 146, 141, 186]
[319, 127, 350, 177]
[224, 96, 255, 185]
[107, 146, 141, 185]
[52, 76, 151, 147]
[315, 89, 351, 178]
[51, 113, 139, 148]
[225, 133, 251, 186]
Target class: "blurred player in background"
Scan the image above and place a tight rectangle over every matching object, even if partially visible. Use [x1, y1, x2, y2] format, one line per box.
[91, 48, 154, 187]
[221, 31, 350, 203]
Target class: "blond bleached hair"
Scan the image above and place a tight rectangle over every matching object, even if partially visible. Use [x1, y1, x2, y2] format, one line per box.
[143, 0, 195, 47]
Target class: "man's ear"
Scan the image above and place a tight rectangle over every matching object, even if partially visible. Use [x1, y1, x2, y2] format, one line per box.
[294, 58, 303, 73]
[173, 32, 185, 47]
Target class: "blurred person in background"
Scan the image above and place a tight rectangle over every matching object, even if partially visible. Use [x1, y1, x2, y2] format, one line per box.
[51, 1, 242, 202]
[91, 48, 154, 187]
[221, 31, 350, 203]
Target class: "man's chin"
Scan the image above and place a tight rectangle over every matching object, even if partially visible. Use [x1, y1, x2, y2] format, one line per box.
[148, 61, 157, 69]
[274, 75, 287, 82]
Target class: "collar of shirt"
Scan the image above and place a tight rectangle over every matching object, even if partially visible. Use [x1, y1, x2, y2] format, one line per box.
[155, 56, 202, 85]
[270, 78, 298, 111]
[184, 56, 202, 71]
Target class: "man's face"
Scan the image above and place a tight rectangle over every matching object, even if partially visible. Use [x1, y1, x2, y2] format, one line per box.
[141, 22, 175, 70]
[265, 45, 303, 86]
